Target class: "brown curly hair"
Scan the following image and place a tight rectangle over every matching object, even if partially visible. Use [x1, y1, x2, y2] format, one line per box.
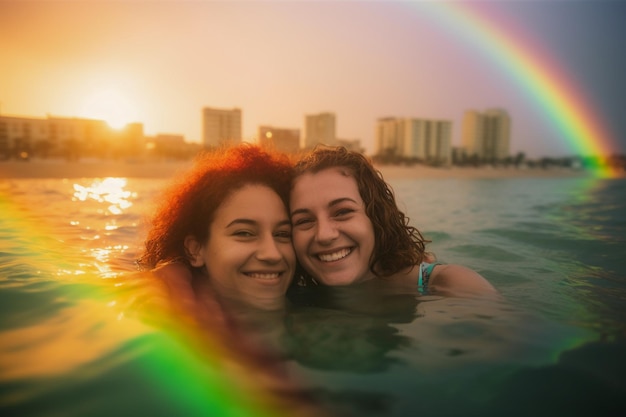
[138, 144, 294, 270]
[292, 146, 428, 278]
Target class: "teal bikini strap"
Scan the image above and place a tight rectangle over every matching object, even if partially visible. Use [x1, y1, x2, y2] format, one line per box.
[418, 262, 441, 293]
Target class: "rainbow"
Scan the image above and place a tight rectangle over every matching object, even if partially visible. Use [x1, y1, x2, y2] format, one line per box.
[415, 1, 620, 178]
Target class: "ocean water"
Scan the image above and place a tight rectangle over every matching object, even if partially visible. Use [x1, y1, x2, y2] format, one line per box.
[1, 175, 625, 416]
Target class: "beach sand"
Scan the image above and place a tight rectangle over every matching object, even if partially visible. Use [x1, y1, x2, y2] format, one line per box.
[0, 158, 595, 180]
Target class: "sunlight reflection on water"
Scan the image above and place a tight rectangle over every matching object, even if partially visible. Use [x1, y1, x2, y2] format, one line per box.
[72, 177, 136, 215]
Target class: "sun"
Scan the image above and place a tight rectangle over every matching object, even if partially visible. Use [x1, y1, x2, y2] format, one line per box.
[82, 88, 136, 129]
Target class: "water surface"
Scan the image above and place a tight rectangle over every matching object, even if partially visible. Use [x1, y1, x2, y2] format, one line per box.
[1, 176, 625, 416]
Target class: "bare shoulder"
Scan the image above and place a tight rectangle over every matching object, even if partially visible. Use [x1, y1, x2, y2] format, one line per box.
[429, 264, 499, 298]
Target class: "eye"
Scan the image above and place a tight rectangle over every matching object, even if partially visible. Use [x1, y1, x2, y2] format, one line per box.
[334, 207, 355, 218]
[233, 230, 255, 238]
[292, 217, 314, 228]
[274, 229, 292, 241]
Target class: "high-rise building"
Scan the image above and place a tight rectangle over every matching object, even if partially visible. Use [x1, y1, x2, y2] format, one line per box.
[402, 119, 452, 164]
[376, 117, 452, 164]
[376, 117, 402, 156]
[258, 126, 300, 154]
[462, 108, 510, 161]
[304, 112, 336, 149]
[202, 107, 242, 148]
[461, 110, 482, 158]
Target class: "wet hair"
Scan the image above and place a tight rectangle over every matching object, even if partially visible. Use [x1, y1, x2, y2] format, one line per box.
[292, 145, 427, 278]
[138, 144, 294, 270]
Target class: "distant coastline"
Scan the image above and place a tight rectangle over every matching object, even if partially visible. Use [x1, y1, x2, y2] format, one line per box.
[375, 164, 594, 180]
[0, 158, 606, 180]
[0, 159, 195, 179]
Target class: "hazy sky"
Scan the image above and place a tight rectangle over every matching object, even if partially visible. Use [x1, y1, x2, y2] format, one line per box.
[2, 0, 625, 157]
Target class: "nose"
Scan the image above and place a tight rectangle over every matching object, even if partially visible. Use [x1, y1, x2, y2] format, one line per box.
[315, 218, 339, 245]
[256, 234, 283, 263]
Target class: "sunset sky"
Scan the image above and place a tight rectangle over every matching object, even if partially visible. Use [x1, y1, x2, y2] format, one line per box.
[1, 0, 625, 157]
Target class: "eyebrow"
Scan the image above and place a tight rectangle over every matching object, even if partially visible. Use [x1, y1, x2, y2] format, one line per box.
[226, 218, 291, 228]
[276, 219, 292, 228]
[290, 197, 358, 217]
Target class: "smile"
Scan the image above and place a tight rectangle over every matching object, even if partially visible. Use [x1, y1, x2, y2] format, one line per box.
[317, 248, 352, 262]
[245, 272, 282, 280]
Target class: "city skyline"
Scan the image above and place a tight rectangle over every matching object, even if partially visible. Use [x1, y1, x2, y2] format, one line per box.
[2, 111, 623, 174]
[0, 103, 609, 161]
[2, 1, 625, 158]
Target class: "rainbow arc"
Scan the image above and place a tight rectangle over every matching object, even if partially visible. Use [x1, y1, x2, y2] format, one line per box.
[417, 1, 620, 178]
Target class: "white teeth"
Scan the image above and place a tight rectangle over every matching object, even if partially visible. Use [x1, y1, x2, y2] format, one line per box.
[318, 248, 351, 262]
[247, 272, 280, 279]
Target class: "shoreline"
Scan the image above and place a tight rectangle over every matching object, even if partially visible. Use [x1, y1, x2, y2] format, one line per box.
[376, 164, 595, 180]
[0, 158, 613, 180]
[0, 159, 195, 180]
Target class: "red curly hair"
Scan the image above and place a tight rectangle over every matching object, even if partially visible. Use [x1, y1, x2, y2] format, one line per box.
[138, 144, 294, 270]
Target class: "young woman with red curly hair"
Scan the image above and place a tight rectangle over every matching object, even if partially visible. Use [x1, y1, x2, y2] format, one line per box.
[138, 144, 297, 311]
[134, 144, 328, 416]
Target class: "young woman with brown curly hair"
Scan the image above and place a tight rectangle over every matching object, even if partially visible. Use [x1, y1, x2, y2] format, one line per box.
[290, 146, 497, 297]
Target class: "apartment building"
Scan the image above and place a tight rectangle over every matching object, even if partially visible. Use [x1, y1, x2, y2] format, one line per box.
[462, 108, 511, 161]
[0, 114, 142, 159]
[202, 107, 242, 148]
[304, 112, 336, 149]
[376, 117, 402, 156]
[376, 117, 452, 164]
[258, 126, 300, 154]
[402, 119, 452, 164]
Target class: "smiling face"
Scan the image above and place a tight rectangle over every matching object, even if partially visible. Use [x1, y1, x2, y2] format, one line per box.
[290, 167, 376, 286]
[186, 184, 295, 308]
